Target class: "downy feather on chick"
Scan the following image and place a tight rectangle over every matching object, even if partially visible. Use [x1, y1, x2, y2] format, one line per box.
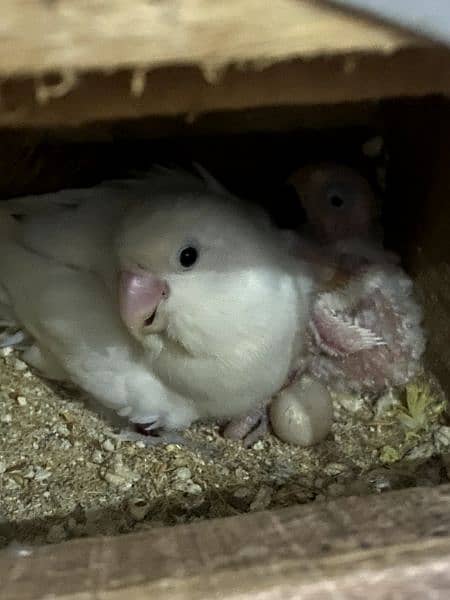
[285, 164, 425, 393]
[307, 264, 425, 393]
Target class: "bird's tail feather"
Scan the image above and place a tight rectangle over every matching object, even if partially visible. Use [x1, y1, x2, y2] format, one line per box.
[2, 192, 81, 216]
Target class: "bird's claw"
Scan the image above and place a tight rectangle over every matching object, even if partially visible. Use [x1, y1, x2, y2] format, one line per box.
[133, 416, 162, 436]
[223, 404, 269, 448]
[0, 328, 28, 349]
[117, 427, 187, 447]
[143, 420, 161, 432]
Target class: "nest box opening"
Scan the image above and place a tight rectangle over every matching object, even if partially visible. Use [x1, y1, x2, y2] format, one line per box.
[0, 92, 449, 550]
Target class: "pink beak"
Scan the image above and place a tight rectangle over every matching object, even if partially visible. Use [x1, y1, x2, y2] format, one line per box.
[119, 270, 169, 333]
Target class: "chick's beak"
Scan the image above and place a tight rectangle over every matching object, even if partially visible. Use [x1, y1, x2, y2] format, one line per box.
[119, 270, 169, 334]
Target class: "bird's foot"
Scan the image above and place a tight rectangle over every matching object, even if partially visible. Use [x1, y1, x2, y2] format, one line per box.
[223, 404, 269, 448]
[0, 327, 28, 349]
[134, 418, 162, 435]
[117, 422, 188, 447]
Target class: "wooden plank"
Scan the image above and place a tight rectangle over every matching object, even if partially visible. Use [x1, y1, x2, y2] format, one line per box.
[1, 46, 450, 128]
[0, 0, 416, 78]
[0, 1, 447, 128]
[391, 102, 450, 397]
[2, 484, 450, 599]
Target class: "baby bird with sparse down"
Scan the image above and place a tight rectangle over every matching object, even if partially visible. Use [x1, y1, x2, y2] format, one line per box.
[287, 162, 426, 394]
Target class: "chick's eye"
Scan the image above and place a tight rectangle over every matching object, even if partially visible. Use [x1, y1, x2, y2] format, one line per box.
[328, 194, 344, 208]
[178, 245, 199, 269]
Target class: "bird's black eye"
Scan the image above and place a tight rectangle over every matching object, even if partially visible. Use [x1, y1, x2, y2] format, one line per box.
[178, 246, 199, 269]
[329, 194, 344, 208]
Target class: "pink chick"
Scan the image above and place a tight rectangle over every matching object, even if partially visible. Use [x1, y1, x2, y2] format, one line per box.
[288, 162, 399, 273]
[306, 264, 425, 393]
[286, 162, 425, 394]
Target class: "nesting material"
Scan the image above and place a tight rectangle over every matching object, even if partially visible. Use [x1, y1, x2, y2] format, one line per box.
[0, 347, 447, 548]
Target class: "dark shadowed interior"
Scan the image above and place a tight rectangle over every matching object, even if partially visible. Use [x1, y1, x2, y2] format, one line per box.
[0, 95, 448, 392]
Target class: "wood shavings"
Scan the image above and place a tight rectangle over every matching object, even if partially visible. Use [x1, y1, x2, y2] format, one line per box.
[0, 348, 447, 547]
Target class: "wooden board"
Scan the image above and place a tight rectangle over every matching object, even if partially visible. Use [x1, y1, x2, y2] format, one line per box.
[2, 484, 450, 599]
[0, 1, 449, 128]
[404, 106, 450, 396]
[1, 46, 450, 128]
[376, 99, 450, 398]
[0, 0, 416, 77]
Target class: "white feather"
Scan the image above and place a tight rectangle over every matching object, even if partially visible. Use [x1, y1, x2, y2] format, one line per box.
[116, 178, 315, 419]
[0, 169, 315, 429]
[0, 214, 198, 429]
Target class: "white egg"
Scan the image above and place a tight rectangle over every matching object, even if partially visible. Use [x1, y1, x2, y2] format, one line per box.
[270, 376, 333, 446]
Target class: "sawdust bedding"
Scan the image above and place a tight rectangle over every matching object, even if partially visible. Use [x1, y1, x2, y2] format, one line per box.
[0, 344, 448, 548]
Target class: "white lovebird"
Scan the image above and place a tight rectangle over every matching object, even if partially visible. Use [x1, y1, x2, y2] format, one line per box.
[0, 168, 317, 443]
[0, 209, 199, 432]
